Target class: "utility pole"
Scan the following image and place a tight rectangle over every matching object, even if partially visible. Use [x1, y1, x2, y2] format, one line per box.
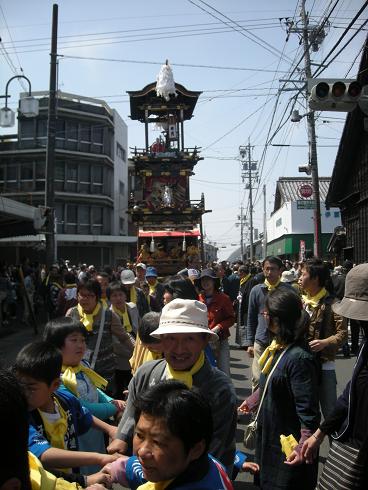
[239, 144, 258, 262]
[300, 0, 322, 258]
[45, 3, 58, 267]
[263, 184, 267, 259]
[240, 206, 244, 259]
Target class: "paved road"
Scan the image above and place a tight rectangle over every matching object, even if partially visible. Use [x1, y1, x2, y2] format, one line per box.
[0, 321, 357, 488]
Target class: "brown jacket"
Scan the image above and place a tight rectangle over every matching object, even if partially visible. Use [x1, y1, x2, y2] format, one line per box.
[306, 293, 347, 362]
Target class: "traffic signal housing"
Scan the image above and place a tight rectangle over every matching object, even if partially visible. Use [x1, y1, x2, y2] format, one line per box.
[308, 78, 362, 112]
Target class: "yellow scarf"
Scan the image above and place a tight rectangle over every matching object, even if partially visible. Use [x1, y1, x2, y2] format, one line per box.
[101, 297, 109, 309]
[77, 302, 101, 331]
[65, 283, 76, 288]
[302, 287, 328, 308]
[61, 364, 108, 396]
[240, 274, 251, 287]
[138, 480, 174, 490]
[29, 452, 78, 490]
[166, 351, 205, 388]
[258, 339, 286, 375]
[129, 334, 162, 375]
[51, 282, 62, 289]
[129, 287, 137, 305]
[38, 397, 68, 450]
[112, 305, 132, 333]
[264, 278, 281, 291]
[148, 279, 158, 295]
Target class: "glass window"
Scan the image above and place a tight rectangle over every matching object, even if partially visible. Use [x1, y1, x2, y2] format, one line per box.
[334, 211, 340, 218]
[66, 120, 78, 140]
[92, 207, 103, 234]
[55, 203, 64, 233]
[20, 120, 34, 139]
[80, 123, 91, 142]
[6, 164, 17, 181]
[325, 211, 331, 218]
[67, 163, 78, 181]
[56, 119, 65, 139]
[0, 165, 5, 182]
[93, 126, 103, 144]
[55, 162, 65, 181]
[35, 161, 45, 179]
[37, 119, 47, 138]
[67, 205, 77, 223]
[79, 205, 90, 224]
[93, 166, 103, 183]
[20, 162, 33, 180]
[79, 164, 90, 183]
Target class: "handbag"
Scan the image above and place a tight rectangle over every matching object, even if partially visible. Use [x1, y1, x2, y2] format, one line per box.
[317, 440, 366, 489]
[243, 346, 290, 450]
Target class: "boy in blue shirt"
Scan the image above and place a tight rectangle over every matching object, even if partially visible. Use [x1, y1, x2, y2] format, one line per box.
[14, 341, 118, 483]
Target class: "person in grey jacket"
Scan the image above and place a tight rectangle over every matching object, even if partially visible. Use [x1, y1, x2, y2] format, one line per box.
[106, 298, 237, 475]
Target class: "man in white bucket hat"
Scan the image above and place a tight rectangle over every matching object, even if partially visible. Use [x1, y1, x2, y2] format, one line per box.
[107, 298, 237, 474]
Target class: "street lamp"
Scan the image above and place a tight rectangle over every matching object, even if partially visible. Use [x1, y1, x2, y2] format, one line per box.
[0, 75, 39, 127]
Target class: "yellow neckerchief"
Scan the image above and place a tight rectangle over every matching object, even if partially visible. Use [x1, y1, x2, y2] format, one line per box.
[129, 334, 162, 374]
[138, 480, 174, 490]
[258, 339, 287, 375]
[38, 397, 68, 450]
[128, 286, 137, 305]
[65, 283, 76, 289]
[240, 273, 251, 286]
[77, 302, 101, 331]
[112, 305, 132, 333]
[101, 296, 109, 309]
[166, 351, 205, 388]
[61, 363, 108, 396]
[148, 279, 158, 295]
[51, 282, 63, 289]
[264, 277, 281, 291]
[29, 452, 78, 490]
[302, 287, 328, 309]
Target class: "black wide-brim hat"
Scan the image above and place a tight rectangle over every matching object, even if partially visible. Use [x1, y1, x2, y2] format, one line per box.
[194, 268, 221, 289]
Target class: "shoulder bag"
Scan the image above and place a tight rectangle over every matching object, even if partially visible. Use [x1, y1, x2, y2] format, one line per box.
[243, 346, 290, 450]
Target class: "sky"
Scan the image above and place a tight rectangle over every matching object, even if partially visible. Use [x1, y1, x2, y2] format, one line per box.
[0, 0, 366, 260]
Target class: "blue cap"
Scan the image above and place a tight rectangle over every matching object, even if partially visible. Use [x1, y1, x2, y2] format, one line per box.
[146, 266, 158, 278]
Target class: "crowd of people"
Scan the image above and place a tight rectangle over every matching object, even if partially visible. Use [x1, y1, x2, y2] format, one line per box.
[0, 254, 367, 489]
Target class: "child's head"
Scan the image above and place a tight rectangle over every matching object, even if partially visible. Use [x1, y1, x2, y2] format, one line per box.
[139, 312, 163, 353]
[0, 369, 31, 490]
[107, 281, 128, 308]
[14, 341, 62, 410]
[43, 317, 87, 367]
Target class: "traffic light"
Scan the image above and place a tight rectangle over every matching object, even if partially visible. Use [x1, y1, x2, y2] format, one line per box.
[308, 78, 362, 112]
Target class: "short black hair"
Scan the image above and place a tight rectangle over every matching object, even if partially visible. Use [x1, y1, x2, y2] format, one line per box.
[106, 281, 129, 300]
[43, 317, 87, 349]
[96, 271, 109, 280]
[138, 312, 161, 344]
[262, 255, 283, 269]
[303, 258, 330, 287]
[265, 288, 307, 344]
[14, 341, 62, 385]
[134, 380, 212, 455]
[238, 265, 250, 275]
[77, 279, 101, 299]
[0, 369, 31, 490]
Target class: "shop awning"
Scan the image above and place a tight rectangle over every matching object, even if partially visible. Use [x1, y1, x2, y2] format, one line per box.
[138, 230, 200, 238]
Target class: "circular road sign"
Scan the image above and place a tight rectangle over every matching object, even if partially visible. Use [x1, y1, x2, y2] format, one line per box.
[299, 184, 313, 199]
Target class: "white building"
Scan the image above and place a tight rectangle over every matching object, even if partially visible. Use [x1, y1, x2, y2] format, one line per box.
[267, 177, 341, 259]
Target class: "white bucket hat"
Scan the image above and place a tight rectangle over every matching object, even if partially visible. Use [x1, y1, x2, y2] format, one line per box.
[151, 298, 218, 338]
[332, 264, 368, 321]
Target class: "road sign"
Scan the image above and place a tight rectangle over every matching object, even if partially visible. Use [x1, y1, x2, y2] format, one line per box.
[297, 200, 315, 209]
[299, 184, 313, 198]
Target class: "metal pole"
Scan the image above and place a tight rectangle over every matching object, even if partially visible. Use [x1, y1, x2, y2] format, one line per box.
[45, 3, 58, 267]
[263, 184, 267, 259]
[199, 215, 205, 268]
[300, 0, 322, 257]
[240, 206, 244, 259]
[248, 142, 254, 262]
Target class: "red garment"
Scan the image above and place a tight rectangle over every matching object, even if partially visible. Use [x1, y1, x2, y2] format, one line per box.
[199, 291, 235, 339]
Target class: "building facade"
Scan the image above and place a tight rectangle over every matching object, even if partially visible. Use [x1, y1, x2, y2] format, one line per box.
[0, 91, 135, 266]
[267, 177, 341, 259]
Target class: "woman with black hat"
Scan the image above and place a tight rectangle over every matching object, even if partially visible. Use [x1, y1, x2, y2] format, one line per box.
[196, 268, 235, 375]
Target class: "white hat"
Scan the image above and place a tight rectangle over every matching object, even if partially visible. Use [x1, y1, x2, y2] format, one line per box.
[187, 268, 200, 279]
[120, 269, 136, 285]
[151, 298, 218, 338]
[136, 263, 147, 270]
[281, 270, 296, 283]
